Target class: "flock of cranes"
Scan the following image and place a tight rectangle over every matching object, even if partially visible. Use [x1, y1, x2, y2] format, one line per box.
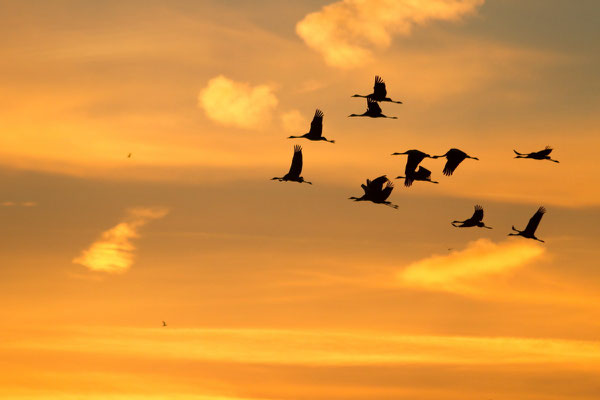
[272, 75, 557, 243]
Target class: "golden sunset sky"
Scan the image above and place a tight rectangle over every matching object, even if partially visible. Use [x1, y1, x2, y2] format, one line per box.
[1, 1, 600, 399]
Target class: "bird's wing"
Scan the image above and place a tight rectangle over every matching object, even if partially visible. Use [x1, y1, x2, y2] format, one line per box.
[369, 175, 388, 191]
[380, 181, 394, 200]
[367, 98, 382, 114]
[472, 205, 484, 222]
[416, 166, 432, 179]
[308, 109, 324, 137]
[442, 157, 461, 176]
[535, 147, 553, 157]
[405, 152, 423, 173]
[373, 75, 387, 98]
[288, 145, 303, 177]
[524, 206, 546, 234]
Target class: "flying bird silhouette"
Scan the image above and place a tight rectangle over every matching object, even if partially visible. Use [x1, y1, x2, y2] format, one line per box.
[508, 206, 546, 242]
[272, 145, 312, 184]
[349, 99, 397, 119]
[396, 166, 438, 186]
[352, 75, 402, 104]
[392, 150, 435, 186]
[288, 109, 335, 143]
[127, 153, 132, 158]
[349, 175, 398, 209]
[162, 321, 167, 327]
[514, 146, 559, 163]
[451, 205, 492, 229]
[433, 148, 479, 176]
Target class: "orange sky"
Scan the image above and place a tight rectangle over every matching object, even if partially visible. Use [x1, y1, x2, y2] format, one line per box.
[1, 1, 600, 399]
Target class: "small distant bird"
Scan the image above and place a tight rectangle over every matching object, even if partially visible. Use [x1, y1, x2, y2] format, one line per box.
[288, 109, 335, 143]
[162, 321, 167, 327]
[349, 175, 398, 209]
[514, 146, 559, 163]
[396, 166, 438, 186]
[349, 98, 397, 119]
[433, 148, 479, 176]
[392, 150, 435, 186]
[127, 153, 132, 158]
[508, 206, 546, 242]
[451, 205, 492, 229]
[352, 75, 402, 104]
[272, 145, 312, 184]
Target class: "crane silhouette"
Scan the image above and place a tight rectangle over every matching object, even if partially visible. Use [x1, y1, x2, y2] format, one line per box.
[349, 175, 398, 209]
[396, 166, 438, 186]
[162, 321, 167, 327]
[272, 145, 312, 184]
[392, 150, 435, 186]
[451, 205, 492, 229]
[349, 98, 397, 119]
[352, 75, 403, 104]
[433, 148, 479, 176]
[508, 206, 546, 242]
[514, 146, 559, 163]
[288, 109, 335, 143]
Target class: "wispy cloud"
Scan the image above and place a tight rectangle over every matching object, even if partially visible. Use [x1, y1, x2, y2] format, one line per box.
[296, 0, 484, 68]
[1, 201, 37, 207]
[9, 326, 600, 367]
[398, 239, 545, 294]
[73, 207, 169, 274]
[198, 75, 278, 130]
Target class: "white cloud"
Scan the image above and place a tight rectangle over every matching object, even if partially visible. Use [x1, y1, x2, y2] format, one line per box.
[296, 0, 485, 68]
[73, 207, 169, 274]
[198, 75, 278, 130]
[398, 238, 545, 294]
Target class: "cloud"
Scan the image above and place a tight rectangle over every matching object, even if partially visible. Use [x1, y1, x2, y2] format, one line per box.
[1, 201, 37, 207]
[296, 0, 485, 68]
[73, 207, 169, 274]
[398, 239, 545, 294]
[198, 75, 278, 129]
[280, 110, 305, 134]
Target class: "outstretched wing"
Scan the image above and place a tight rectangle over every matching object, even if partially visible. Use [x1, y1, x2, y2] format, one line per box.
[367, 98, 382, 114]
[380, 181, 394, 200]
[288, 145, 303, 177]
[308, 109, 323, 138]
[373, 75, 387, 99]
[442, 158, 462, 176]
[416, 166, 432, 179]
[405, 152, 425, 174]
[369, 175, 389, 191]
[472, 205, 484, 223]
[524, 206, 546, 235]
[534, 146, 553, 157]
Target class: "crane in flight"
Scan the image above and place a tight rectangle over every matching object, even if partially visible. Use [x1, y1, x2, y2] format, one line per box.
[396, 166, 438, 186]
[272, 145, 312, 184]
[392, 150, 435, 186]
[349, 99, 397, 119]
[433, 148, 479, 176]
[508, 207, 547, 242]
[349, 175, 398, 209]
[513, 146, 559, 163]
[352, 76, 403, 104]
[288, 109, 335, 143]
[451, 205, 492, 229]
